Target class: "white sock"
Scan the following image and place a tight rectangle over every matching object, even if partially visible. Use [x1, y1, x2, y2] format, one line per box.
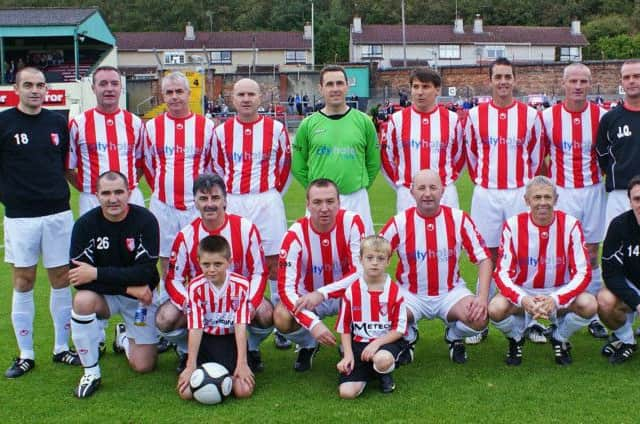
[269, 279, 280, 305]
[284, 326, 317, 349]
[12, 289, 35, 360]
[161, 328, 188, 355]
[403, 323, 419, 344]
[492, 315, 525, 341]
[99, 320, 108, 344]
[71, 311, 101, 377]
[447, 320, 482, 341]
[613, 314, 636, 345]
[554, 312, 590, 342]
[248, 325, 273, 351]
[49, 286, 72, 354]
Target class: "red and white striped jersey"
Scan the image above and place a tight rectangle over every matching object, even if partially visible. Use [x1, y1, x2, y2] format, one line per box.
[277, 209, 365, 330]
[186, 271, 250, 335]
[335, 276, 408, 343]
[380, 206, 490, 296]
[381, 105, 464, 189]
[144, 112, 214, 210]
[67, 108, 144, 193]
[464, 101, 542, 189]
[213, 116, 291, 194]
[165, 214, 267, 311]
[494, 210, 591, 307]
[541, 102, 606, 188]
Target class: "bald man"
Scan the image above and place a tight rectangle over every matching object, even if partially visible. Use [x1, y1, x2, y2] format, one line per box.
[298, 169, 493, 364]
[213, 78, 293, 352]
[540, 63, 609, 339]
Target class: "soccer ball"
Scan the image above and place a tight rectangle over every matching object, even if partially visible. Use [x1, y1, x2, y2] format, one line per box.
[189, 362, 233, 404]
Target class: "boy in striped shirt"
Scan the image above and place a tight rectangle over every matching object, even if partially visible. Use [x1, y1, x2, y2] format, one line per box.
[177, 235, 254, 400]
[336, 236, 407, 398]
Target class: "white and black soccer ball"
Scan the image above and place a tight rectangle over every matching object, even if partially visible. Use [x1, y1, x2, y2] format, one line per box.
[189, 362, 233, 405]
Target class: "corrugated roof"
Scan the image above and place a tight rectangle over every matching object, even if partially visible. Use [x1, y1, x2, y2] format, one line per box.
[0, 7, 96, 26]
[352, 24, 588, 46]
[116, 31, 311, 51]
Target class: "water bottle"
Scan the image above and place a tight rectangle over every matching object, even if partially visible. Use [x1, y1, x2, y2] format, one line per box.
[134, 302, 147, 327]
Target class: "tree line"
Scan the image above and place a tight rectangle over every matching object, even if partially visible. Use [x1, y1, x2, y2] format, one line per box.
[2, 0, 639, 63]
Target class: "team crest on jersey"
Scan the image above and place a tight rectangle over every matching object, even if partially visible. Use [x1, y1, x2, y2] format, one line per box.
[50, 133, 60, 146]
[499, 113, 507, 120]
[422, 118, 429, 124]
[541, 231, 549, 239]
[244, 128, 252, 136]
[231, 296, 241, 311]
[573, 117, 581, 125]
[177, 123, 184, 130]
[279, 249, 287, 258]
[106, 119, 114, 126]
[427, 223, 435, 231]
[125, 238, 135, 252]
[379, 302, 388, 316]
[321, 238, 330, 247]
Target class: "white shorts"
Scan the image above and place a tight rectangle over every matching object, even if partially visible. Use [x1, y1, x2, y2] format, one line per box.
[78, 187, 145, 217]
[605, 190, 630, 231]
[470, 186, 527, 248]
[313, 298, 341, 319]
[104, 294, 159, 345]
[226, 190, 287, 256]
[402, 284, 473, 324]
[4, 210, 73, 268]
[556, 184, 606, 244]
[396, 183, 459, 213]
[149, 197, 198, 257]
[340, 188, 374, 235]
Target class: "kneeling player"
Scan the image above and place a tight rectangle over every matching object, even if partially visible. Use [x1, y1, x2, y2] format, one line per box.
[597, 176, 640, 364]
[336, 236, 407, 398]
[490, 176, 595, 366]
[177, 235, 254, 400]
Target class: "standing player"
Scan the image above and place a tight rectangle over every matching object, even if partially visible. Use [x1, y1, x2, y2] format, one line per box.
[381, 67, 464, 212]
[156, 174, 272, 373]
[274, 178, 365, 371]
[596, 60, 640, 228]
[213, 78, 291, 349]
[464, 58, 544, 344]
[292, 65, 380, 235]
[66, 66, 145, 215]
[490, 176, 595, 366]
[177, 235, 254, 400]
[145, 71, 214, 281]
[336, 236, 407, 398]
[69, 171, 160, 398]
[1, 67, 78, 378]
[597, 176, 640, 364]
[540, 63, 608, 338]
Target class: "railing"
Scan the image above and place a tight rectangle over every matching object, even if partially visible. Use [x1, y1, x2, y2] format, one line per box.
[136, 96, 158, 116]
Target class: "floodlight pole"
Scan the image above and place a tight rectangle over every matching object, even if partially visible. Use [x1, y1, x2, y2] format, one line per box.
[402, 0, 407, 67]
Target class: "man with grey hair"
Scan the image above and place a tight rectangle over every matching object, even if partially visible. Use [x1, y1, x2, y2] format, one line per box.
[489, 175, 595, 366]
[540, 62, 609, 339]
[144, 71, 214, 281]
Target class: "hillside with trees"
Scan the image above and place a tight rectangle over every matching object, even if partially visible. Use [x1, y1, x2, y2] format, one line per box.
[1, 0, 638, 63]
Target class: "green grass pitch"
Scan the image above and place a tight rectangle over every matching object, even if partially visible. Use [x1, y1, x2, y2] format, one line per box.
[0, 174, 638, 423]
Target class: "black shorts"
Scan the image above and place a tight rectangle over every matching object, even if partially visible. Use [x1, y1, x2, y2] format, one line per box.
[338, 340, 404, 384]
[197, 333, 237, 374]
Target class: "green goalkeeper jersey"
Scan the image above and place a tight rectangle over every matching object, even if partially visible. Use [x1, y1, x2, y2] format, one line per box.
[292, 108, 380, 194]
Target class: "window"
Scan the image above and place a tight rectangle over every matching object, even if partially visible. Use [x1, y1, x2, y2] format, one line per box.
[164, 51, 185, 65]
[210, 51, 232, 64]
[439, 45, 460, 59]
[485, 45, 505, 59]
[361, 45, 382, 58]
[285, 51, 306, 64]
[560, 47, 580, 62]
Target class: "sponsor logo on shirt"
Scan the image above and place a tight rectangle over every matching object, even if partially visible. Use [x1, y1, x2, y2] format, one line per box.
[407, 248, 456, 262]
